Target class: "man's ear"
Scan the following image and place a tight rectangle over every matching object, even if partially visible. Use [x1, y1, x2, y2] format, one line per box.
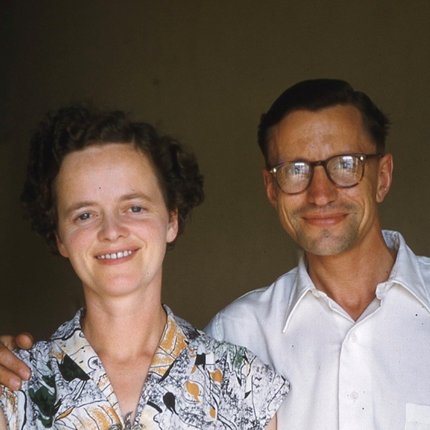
[56, 233, 69, 258]
[376, 153, 393, 203]
[263, 169, 278, 208]
[167, 209, 179, 243]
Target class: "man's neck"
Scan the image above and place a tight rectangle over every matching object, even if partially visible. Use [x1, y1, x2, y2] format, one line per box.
[306, 231, 397, 320]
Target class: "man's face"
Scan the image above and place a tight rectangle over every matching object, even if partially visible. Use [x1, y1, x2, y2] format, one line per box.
[263, 104, 393, 257]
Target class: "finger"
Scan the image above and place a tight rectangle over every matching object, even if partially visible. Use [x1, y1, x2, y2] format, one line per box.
[0, 368, 22, 391]
[0, 336, 17, 350]
[0, 345, 31, 389]
[15, 332, 34, 350]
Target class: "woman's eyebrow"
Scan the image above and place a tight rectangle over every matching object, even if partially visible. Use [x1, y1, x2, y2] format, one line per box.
[62, 201, 95, 217]
[120, 192, 153, 203]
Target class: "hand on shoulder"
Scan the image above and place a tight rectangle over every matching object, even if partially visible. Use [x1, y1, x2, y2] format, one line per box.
[0, 333, 33, 390]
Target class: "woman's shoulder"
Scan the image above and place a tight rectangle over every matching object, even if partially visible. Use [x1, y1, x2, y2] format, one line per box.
[14, 339, 56, 370]
[176, 313, 288, 389]
[183, 323, 290, 429]
[171, 310, 255, 359]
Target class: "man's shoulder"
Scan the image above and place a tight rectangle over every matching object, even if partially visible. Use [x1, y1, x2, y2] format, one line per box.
[413, 253, 430, 284]
[178, 315, 273, 374]
[219, 267, 299, 314]
[415, 253, 430, 268]
[386, 230, 430, 299]
[205, 267, 299, 344]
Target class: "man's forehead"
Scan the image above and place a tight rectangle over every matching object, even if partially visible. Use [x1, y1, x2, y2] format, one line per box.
[267, 105, 374, 162]
[276, 104, 363, 132]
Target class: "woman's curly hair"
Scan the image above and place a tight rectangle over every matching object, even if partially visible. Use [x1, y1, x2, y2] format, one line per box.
[21, 104, 204, 253]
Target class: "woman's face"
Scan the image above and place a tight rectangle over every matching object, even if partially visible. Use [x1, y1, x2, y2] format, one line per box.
[55, 143, 178, 301]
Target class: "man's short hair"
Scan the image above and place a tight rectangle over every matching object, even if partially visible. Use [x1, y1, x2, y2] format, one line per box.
[258, 79, 390, 167]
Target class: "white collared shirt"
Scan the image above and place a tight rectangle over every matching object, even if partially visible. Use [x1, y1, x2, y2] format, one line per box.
[205, 231, 430, 430]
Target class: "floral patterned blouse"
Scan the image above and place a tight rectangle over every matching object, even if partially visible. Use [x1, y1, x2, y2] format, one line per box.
[0, 307, 288, 429]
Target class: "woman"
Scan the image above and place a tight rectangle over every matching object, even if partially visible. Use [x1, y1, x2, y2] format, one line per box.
[0, 105, 288, 429]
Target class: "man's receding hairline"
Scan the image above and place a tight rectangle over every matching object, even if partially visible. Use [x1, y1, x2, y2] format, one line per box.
[264, 103, 379, 166]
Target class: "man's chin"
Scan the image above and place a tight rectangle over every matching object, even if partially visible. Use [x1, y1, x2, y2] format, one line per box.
[299, 231, 356, 257]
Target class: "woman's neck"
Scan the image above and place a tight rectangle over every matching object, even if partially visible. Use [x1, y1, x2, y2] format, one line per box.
[81, 293, 167, 420]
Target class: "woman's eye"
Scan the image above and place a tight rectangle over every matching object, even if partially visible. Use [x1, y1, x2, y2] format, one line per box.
[77, 212, 91, 221]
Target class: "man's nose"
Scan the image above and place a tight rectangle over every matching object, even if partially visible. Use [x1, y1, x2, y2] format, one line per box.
[306, 165, 337, 205]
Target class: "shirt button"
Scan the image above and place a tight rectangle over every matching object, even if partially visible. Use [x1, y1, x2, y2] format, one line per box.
[350, 333, 357, 343]
[351, 391, 359, 400]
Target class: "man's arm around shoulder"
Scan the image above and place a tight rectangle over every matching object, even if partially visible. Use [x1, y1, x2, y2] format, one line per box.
[0, 334, 33, 390]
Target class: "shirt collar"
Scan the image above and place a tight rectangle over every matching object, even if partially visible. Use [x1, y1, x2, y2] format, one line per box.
[51, 308, 92, 372]
[49, 307, 199, 426]
[381, 230, 430, 312]
[282, 255, 315, 332]
[282, 229, 430, 332]
[52, 306, 193, 380]
[149, 305, 189, 378]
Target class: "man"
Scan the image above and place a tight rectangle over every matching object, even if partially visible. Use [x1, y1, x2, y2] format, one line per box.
[2, 79, 430, 429]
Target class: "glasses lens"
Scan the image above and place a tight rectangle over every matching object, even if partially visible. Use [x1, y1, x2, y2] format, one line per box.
[327, 155, 363, 187]
[277, 161, 311, 193]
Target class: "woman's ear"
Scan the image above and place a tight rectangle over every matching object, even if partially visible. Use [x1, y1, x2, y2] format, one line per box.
[56, 233, 69, 258]
[167, 210, 179, 243]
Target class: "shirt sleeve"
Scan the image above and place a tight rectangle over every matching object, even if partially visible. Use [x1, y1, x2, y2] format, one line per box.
[217, 345, 289, 429]
[242, 352, 289, 428]
[0, 349, 36, 429]
[0, 387, 26, 430]
[204, 312, 224, 340]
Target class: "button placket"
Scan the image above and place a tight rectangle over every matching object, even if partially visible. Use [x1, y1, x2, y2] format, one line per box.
[338, 326, 371, 429]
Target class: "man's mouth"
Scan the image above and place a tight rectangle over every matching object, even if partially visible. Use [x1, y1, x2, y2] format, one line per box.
[302, 212, 347, 226]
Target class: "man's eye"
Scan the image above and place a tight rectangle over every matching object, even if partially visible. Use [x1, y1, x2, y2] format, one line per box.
[340, 161, 352, 169]
[336, 156, 355, 170]
[290, 162, 309, 176]
[130, 206, 144, 213]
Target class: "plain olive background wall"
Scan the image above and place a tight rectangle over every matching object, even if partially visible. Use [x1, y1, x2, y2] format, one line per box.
[1, 1, 430, 339]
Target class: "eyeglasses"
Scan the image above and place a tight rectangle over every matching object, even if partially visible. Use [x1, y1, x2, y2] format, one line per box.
[269, 153, 382, 195]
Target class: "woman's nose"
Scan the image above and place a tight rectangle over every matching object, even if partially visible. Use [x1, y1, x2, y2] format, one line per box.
[97, 214, 128, 242]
